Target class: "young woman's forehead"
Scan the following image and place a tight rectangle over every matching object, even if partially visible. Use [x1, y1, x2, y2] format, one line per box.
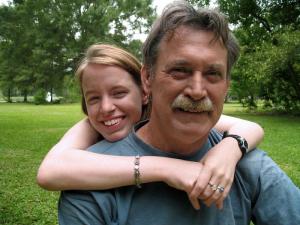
[82, 64, 141, 92]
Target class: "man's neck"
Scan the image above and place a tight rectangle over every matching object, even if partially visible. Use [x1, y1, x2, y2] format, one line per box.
[136, 121, 208, 156]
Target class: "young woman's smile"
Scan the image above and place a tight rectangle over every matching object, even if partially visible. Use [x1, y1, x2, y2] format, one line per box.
[82, 64, 144, 142]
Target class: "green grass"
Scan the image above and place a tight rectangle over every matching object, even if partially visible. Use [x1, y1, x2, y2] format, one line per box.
[0, 103, 299, 224]
[0, 103, 84, 225]
[224, 102, 300, 186]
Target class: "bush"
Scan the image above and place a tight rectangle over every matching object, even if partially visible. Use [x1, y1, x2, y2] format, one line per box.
[60, 76, 81, 103]
[33, 89, 47, 105]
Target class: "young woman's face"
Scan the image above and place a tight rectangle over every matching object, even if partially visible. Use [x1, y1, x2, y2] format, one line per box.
[82, 64, 144, 142]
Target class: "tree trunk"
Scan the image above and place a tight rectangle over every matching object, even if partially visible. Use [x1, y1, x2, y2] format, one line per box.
[7, 88, 12, 103]
[50, 87, 53, 102]
[224, 94, 229, 103]
[23, 89, 28, 102]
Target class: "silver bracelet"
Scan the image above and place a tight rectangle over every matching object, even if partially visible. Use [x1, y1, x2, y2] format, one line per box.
[134, 155, 142, 188]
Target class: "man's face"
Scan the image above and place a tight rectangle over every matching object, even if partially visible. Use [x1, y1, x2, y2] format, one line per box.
[143, 26, 229, 150]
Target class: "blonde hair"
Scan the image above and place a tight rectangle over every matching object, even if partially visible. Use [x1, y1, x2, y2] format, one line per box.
[76, 44, 149, 119]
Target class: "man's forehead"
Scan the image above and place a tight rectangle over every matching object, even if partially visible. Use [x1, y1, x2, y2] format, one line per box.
[164, 26, 220, 44]
[160, 28, 226, 56]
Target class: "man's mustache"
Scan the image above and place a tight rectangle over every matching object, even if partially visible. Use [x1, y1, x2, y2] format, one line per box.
[171, 95, 213, 112]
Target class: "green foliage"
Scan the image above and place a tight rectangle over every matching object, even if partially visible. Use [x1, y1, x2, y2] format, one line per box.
[188, 1, 300, 113]
[230, 28, 300, 113]
[260, 30, 300, 113]
[33, 89, 47, 105]
[212, 0, 299, 113]
[0, 0, 155, 102]
[60, 75, 81, 103]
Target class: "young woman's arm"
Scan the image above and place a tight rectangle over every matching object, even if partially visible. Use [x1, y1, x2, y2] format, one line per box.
[37, 119, 202, 193]
[37, 118, 187, 190]
[37, 115, 263, 209]
[188, 114, 264, 209]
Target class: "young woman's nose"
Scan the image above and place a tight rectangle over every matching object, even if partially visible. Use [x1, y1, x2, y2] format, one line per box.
[99, 96, 116, 115]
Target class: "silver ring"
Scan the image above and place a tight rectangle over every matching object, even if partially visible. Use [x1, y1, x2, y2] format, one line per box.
[208, 182, 218, 191]
[217, 186, 225, 193]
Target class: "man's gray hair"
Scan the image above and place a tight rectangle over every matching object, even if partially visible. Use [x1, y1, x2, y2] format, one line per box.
[142, 1, 240, 78]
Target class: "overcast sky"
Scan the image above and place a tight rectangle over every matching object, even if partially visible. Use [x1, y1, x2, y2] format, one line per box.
[153, 0, 174, 14]
[0, 0, 174, 40]
[0, 0, 174, 12]
[0, 0, 9, 5]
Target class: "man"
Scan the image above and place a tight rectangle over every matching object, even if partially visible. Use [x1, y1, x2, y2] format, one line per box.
[59, 2, 300, 225]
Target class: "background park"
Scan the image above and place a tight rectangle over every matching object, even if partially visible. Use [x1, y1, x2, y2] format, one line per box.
[0, 0, 299, 224]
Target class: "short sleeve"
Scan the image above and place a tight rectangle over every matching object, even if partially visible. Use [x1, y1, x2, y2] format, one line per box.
[251, 154, 300, 225]
[58, 190, 118, 225]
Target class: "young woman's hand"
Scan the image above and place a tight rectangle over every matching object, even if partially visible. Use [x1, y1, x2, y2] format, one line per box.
[188, 138, 242, 209]
[158, 158, 203, 209]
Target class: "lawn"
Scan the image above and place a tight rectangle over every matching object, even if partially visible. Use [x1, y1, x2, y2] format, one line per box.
[0, 103, 299, 224]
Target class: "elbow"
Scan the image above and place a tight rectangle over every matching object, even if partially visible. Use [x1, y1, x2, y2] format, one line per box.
[36, 165, 60, 191]
[255, 122, 265, 140]
[36, 170, 49, 190]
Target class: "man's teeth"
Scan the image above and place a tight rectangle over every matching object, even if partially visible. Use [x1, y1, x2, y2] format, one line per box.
[104, 118, 121, 126]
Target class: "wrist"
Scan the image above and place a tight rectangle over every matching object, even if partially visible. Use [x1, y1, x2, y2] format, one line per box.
[221, 137, 243, 161]
[134, 155, 142, 188]
[222, 131, 249, 158]
[139, 156, 169, 184]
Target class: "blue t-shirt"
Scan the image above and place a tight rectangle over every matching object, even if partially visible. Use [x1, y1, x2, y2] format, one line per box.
[59, 124, 300, 225]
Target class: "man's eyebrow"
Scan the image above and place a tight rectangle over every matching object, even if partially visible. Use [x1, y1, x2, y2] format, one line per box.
[164, 60, 191, 69]
[207, 64, 225, 70]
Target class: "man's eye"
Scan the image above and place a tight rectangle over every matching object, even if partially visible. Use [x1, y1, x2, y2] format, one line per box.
[167, 67, 192, 79]
[206, 70, 221, 76]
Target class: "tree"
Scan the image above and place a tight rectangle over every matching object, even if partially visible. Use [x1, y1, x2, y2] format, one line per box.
[259, 30, 300, 113]
[189, 0, 300, 113]
[0, 0, 156, 102]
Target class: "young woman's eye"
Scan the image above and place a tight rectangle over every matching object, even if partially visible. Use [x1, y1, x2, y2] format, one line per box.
[87, 96, 100, 104]
[113, 91, 127, 98]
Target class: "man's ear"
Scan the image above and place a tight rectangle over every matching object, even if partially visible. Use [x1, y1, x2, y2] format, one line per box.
[141, 66, 151, 105]
[224, 78, 230, 99]
[226, 78, 230, 91]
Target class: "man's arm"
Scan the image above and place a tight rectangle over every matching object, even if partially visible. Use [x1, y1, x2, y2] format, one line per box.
[253, 154, 300, 225]
[240, 151, 300, 225]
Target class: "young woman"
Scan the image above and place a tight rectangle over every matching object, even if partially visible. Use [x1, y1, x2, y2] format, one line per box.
[37, 44, 264, 210]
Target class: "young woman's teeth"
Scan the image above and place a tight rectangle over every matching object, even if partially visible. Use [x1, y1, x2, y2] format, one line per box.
[104, 118, 121, 126]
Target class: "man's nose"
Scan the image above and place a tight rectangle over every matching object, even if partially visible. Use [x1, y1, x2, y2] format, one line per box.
[99, 96, 116, 115]
[183, 71, 207, 100]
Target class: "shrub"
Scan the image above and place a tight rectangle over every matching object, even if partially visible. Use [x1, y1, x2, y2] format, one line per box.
[33, 89, 47, 105]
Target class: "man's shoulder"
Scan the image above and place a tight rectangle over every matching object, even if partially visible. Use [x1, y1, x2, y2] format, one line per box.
[87, 134, 137, 156]
[59, 190, 118, 224]
[234, 148, 291, 200]
[236, 149, 267, 178]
